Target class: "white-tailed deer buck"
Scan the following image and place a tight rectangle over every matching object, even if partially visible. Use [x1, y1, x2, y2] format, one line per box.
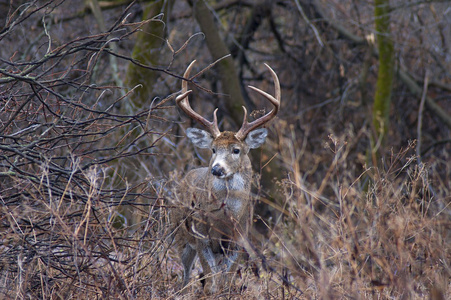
[171, 60, 280, 294]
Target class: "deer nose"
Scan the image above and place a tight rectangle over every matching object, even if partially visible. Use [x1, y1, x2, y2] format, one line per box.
[211, 164, 225, 177]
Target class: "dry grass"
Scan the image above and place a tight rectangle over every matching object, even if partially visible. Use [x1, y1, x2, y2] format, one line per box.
[2, 128, 449, 299]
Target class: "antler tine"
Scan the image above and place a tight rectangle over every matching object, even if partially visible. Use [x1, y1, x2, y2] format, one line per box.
[176, 60, 221, 138]
[235, 63, 281, 141]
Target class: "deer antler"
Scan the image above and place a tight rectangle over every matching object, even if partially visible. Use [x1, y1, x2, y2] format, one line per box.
[234, 63, 281, 141]
[176, 60, 221, 138]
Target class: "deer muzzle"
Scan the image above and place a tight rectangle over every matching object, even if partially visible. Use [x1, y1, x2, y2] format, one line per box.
[211, 164, 226, 177]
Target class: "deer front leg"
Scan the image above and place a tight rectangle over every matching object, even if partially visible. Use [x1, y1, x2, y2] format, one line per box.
[180, 243, 197, 290]
[222, 206, 249, 278]
[224, 247, 240, 271]
[218, 240, 245, 291]
[197, 240, 224, 294]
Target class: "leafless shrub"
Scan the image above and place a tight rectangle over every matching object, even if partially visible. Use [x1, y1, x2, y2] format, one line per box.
[0, 2, 177, 298]
[255, 135, 450, 299]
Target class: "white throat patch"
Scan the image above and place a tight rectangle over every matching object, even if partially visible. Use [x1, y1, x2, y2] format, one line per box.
[212, 173, 245, 191]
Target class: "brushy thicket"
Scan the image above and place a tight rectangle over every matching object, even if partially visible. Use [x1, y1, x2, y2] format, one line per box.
[1, 1, 450, 299]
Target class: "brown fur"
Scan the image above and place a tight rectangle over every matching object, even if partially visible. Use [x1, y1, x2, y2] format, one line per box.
[170, 131, 256, 294]
[171, 61, 279, 294]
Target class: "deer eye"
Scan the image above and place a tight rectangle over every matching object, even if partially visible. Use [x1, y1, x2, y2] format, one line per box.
[212, 148, 216, 154]
[233, 148, 240, 154]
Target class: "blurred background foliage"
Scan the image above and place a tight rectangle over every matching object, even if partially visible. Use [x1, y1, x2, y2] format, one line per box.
[0, 0, 449, 298]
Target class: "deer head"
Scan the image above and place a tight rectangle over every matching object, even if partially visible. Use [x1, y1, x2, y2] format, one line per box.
[176, 60, 280, 179]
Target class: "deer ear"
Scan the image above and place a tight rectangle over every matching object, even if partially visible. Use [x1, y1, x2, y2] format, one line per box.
[186, 128, 213, 149]
[245, 128, 268, 149]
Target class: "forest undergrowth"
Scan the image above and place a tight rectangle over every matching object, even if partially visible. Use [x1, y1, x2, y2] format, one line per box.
[1, 1, 450, 299]
[2, 127, 449, 299]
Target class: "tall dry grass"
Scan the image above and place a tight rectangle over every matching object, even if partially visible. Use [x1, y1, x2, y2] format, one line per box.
[4, 127, 449, 299]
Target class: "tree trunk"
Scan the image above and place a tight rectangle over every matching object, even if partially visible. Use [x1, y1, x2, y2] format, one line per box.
[188, 0, 245, 127]
[372, 0, 394, 149]
[124, 0, 174, 109]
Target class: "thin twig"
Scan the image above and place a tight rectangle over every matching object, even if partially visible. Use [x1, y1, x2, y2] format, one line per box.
[294, 0, 324, 47]
[416, 69, 429, 165]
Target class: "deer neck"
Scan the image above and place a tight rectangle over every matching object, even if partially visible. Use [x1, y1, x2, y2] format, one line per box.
[211, 173, 243, 191]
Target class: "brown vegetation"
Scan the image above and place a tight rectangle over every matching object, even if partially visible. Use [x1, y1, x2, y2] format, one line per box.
[1, 1, 449, 299]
